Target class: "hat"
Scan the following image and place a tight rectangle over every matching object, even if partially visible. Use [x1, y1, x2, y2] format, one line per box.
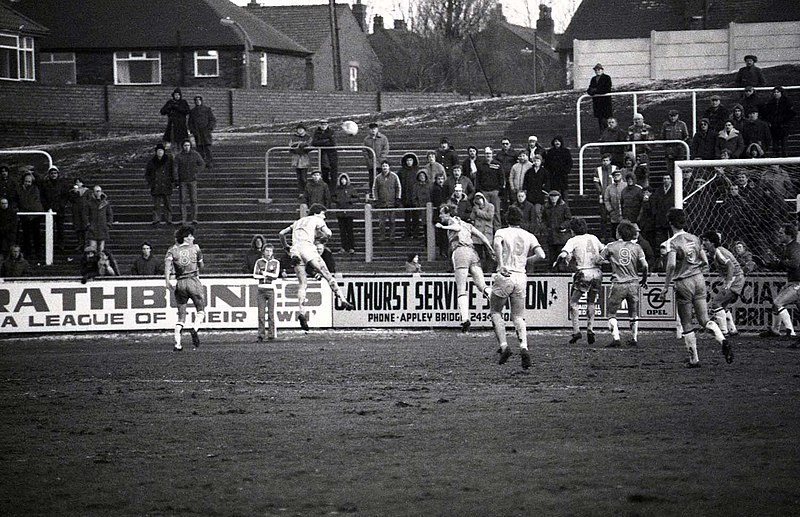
[155, 143, 165, 151]
[612, 169, 622, 175]
[744, 54, 758, 63]
[633, 113, 644, 120]
[368, 122, 379, 129]
[48, 166, 59, 173]
[319, 119, 329, 124]
[699, 117, 710, 125]
[84, 243, 97, 253]
[548, 190, 561, 196]
[440, 137, 449, 144]
[710, 94, 721, 101]
[593, 63, 604, 70]
[632, 223, 641, 232]
[668, 109, 678, 116]
[483, 146, 493, 153]
[528, 135, 538, 142]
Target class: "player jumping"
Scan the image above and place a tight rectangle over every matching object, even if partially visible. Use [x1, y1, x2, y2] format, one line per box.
[435, 204, 495, 333]
[491, 206, 546, 369]
[700, 230, 744, 341]
[279, 203, 353, 331]
[164, 225, 204, 351]
[554, 217, 605, 345]
[759, 223, 800, 340]
[600, 220, 649, 347]
[660, 209, 731, 367]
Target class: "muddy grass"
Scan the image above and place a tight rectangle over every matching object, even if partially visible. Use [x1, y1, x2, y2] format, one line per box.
[1, 329, 799, 516]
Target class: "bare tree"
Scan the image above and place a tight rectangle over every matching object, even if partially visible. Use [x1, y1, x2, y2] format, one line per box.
[410, 0, 498, 39]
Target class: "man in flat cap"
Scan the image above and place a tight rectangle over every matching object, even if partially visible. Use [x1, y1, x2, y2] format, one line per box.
[587, 63, 613, 133]
[735, 55, 765, 88]
[703, 95, 729, 133]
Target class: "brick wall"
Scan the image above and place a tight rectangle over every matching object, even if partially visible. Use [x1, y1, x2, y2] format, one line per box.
[231, 89, 377, 126]
[0, 83, 106, 125]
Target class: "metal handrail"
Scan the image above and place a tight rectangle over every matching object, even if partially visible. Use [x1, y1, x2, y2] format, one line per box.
[578, 140, 691, 195]
[264, 145, 377, 205]
[576, 85, 800, 148]
[16, 210, 57, 266]
[0, 150, 54, 171]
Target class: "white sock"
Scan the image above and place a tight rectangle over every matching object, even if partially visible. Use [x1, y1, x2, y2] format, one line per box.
[194, 311, 206, 330]
[174, 323, 183, 346]
[514, 318, 528, 349]
[608, 317, 620, 340]
[705, 320, 725, 343]
[675, 318, 684, 339]
[726, 310, 737, 334]
[631, 320, 639, 341]
[778, 308, 795, 336]
[684, 331, 699, 363]
[457, 294, 469, 324]
[713, 308, 728, 334]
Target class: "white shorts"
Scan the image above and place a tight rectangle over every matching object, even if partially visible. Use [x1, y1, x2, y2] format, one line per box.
[290, 241, 319, 265]
[492, 271, 526, 300]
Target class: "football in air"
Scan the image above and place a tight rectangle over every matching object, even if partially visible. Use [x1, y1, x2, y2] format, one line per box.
[341, 120, 359, 136]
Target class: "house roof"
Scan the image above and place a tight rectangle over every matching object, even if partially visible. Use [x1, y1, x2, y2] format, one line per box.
[496, 21, 557, 50]
[560, 0, 800, 49]
[246, 4, 355, 52]
[10, 0, 310, 55]
[367, 27, 423, 61]
[0, 2, 49, 36]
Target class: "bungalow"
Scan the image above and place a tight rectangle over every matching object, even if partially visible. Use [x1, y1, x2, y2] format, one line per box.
[0, 2, 48, 82]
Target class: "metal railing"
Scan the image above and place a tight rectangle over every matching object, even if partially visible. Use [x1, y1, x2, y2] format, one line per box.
[265, 145, 377, 204]
[0, 149, 54, 171]
[576, 86, 800, 148]
[578, 140, 690, 195]
[16, 210, 57, 265]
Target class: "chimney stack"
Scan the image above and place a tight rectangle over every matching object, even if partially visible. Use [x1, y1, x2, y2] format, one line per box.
[352, 0, 367, 32]
[373, 15, 384, 32]
[536, 4, 554, 45]
[394, 19, 406, 30]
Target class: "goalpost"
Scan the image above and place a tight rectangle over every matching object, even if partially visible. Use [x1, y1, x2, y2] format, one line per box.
[674, 157, 800, 264]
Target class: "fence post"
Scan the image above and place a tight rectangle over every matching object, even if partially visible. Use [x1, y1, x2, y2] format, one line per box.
[364, 203, 373, 263]
[426, 203, 435, 262]
[44, 210, 54, 266]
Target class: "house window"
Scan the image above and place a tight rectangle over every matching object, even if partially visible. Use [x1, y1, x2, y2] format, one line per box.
[194, 50, 219, 77]
[0, 33, 35, 81]
[349, 65, 358, 92]
[40, 52, 76, 84]
[113, 51, 161, 85]
[260, 52, 267, 86]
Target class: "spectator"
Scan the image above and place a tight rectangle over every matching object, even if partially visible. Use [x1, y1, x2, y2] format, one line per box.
[410, 170, 432, 241]
[735, 55, 765, 88]
[587, 63, 613, 131]
[243, 234, 266, 274]
[0, 165, 18, 208]
[633, 153, 651, 188]
[732, 240, 757, 273]
[160, 87, 190, 151]
[627, 113, 655, 156]
[691, 118, 717, 160]
[404, 253, 423, 274]
[648, 174, 674, 246]
[131, 241, 164, 275]
[188, 95, 216, 169]
[511, 190, 537, 235]
[289, 124, 312, 196]
[544, 136, 573, 198]
[435, 137, 459, 176]
[604, 169, 625, 238]
[448, 183, 472, 220]
[598, 118, 628, 167]
[542, 190, 571, 265]
[16, 172, 43, 260]
[760, 164, 794, 204]
[703, 95, 730, 133]
[145, 143, 174, 225]
[0, 197, 17, 258]
[729, 104, 746, 132]
[593, 154, 617, 240]
[1, 244, 29, 277]
[253, 243, 281, 342]
[430, 173, 449, 258]
[620, 173, 644, 223]
[84, 185, 113, 252]
[422, 151, 446, 186]
[173, 139, 204, 225]
[661, 110, 689, 173]
[372, 161, 401, 242]
[760, 86, 796, 157]
[398, 152, 420, 237]
[304, 170, 331, 208]
[508, 150, 532, 201]
[39, 166, 69, 250]
[474, 147, 503, 228]
[68, 177, 90, 251]
[332, 173, 358, 254]
[745, 142, 765, 159]
[311, 119, 337, 185]
[637, 188, 656, 251]
[470, 192, 496, 270]
[496, 137, 518, 210]
[522, 154, 548, 227]
[461, 146, 480, 183]
[98, 250, 119, 277]
[632, 222, 655, 272]
[525, 135, 545, 161]
[444, 164, 475, 200]
[716, 120, 745, 158]
[363, 122, 389, 191]
[619, 152, 637, 180]
[80, 244, 119, 283]
[742, 109, 772, 152]
[741, 85, 762, 115]
[306, 242, 335, 276]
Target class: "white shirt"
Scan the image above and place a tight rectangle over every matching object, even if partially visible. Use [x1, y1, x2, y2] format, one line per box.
[561, 234, 605, 270]
[494, 226, 541, 273]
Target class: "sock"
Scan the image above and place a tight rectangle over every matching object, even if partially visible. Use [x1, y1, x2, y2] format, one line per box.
[174, 323, 183, 346]
[570, 306, 580, 334]
[726, 310, 737, 334]
[457, 294, 469, 324]
[684, 331, 699, 363]
[778, 308, 795, 336]
[586, 304, 595, 332]
[713, 308, 728, 334]
[514, 318, 528, 349]
[194, 311, 206, 330]
[608, 317, 620, 341]
[705, 320, 725, 343]
[675, 318, 684, 339]
[631, 319, 639, 341]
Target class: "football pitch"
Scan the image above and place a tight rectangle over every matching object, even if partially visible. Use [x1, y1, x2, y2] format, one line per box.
[1, 329, 799, 516]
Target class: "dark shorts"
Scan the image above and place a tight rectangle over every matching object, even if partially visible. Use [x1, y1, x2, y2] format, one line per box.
[675, 274, 707, 306]
[710, 275, 744, 310]
[175, 276, 205, 309]
[608, 280, 639, 315]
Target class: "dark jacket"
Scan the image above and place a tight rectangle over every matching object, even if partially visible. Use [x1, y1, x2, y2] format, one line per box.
[522, 165, 547, 205]
[761, 93, 796, 140]
[68, 186, 91, 230]
[173, 149, 205, 183]
[145, 153, 174, 196]
[311, 126, 338, 171]
[475, 159, 503, 192]
[160, 88, 191, 144]
[17, 182, 43, 213]
[542, 197, 572, 247]
[81, 249, 119, 283]
[84, 192, 113, 241]
[742, 118, 773, 150]
[243, 234, 266, 274]
[1, 253, 30, 277]
[131, 254, 164, 276]
[435, 145, 459, 174]
[511, 199, 538, 234]
[543, 137, 573, 196]
[40, 177, 69, 212]
[703, 104, 730, 133]
[715, 128, 745, 158]
[305, 177, 331, 208]
[690, 128, 717, 160]
[735, 65, 765, 88]
[621, 184, 644, 222]
[188, 104, 216, 146]
[332, 173, 359, 211]
[587, 73, 613, 119]
[411, 171, 432, 208]
[398, 153, 420, 205]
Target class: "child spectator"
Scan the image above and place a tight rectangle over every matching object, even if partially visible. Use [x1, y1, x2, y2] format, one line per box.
[404, 253, 423, 273]
[289, 124, 312, 195]
[304, 170, 331, 208]
[332, 173, 358, 254]
[410, 170, 432, 240]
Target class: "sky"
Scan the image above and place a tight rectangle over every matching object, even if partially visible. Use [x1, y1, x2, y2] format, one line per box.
[231, 0, 582, 33]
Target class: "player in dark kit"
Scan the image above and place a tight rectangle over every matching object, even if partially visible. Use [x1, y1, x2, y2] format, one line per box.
[661, 209, 730, 367]
[165, 225, 205, 351]
[600, 221, 649, 347]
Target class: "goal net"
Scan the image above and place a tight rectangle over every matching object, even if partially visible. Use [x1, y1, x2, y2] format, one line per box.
[675, 157, 800, 267]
